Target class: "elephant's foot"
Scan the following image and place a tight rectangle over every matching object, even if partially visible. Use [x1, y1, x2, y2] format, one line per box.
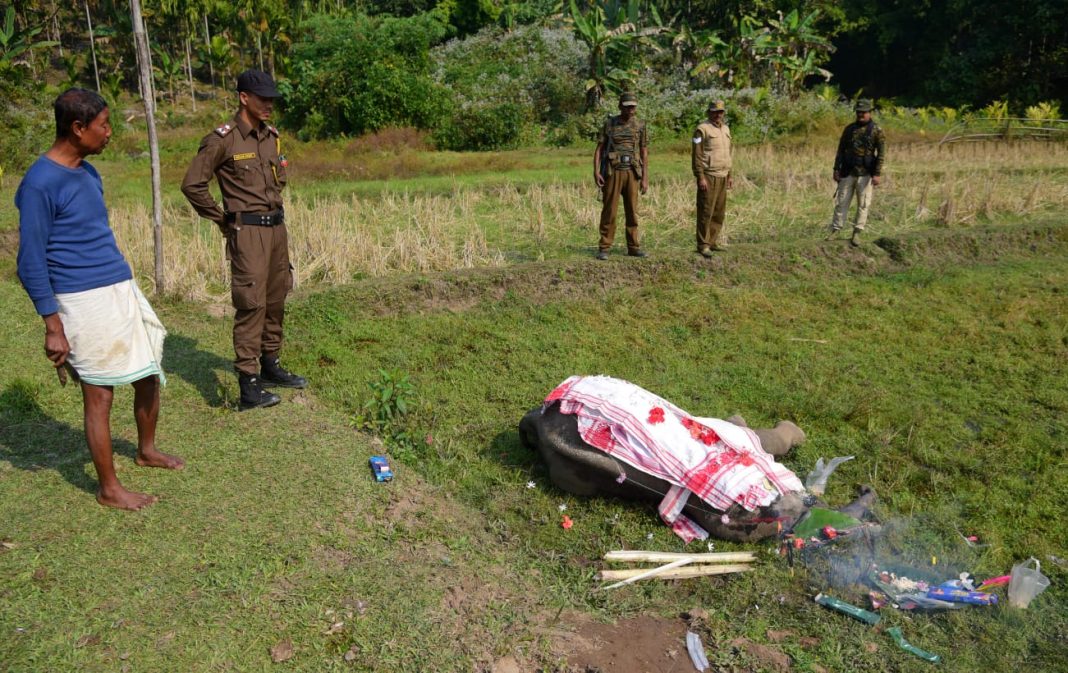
[725, 414, 748, 427]
[752, 420, 806, 457]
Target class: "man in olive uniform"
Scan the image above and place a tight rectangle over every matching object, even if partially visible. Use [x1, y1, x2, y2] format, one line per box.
[692, 99, 733, 257]
[829, 99, 885, 246]
[593, 92, 649, 260]
[181, 70, 306, 411]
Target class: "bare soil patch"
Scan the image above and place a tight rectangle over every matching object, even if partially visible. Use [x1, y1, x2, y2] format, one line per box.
[551, 612, 690, 673]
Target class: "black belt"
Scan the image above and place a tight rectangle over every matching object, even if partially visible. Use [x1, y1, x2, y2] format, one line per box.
[228, 210, 284, 226]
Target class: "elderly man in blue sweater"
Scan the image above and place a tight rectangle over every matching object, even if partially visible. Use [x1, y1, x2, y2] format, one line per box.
[15, 89, 184, 510]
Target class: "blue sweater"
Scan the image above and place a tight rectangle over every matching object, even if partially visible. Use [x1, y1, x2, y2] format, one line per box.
[16, 155, 132, 316]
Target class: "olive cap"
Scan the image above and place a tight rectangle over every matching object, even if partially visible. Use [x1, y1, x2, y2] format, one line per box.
[237, 70, 280, 98]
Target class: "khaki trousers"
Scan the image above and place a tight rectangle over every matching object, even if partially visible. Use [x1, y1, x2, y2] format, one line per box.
[696, 175, 728, 249]
[227, 222, 293, 375]
[830, 174, 873, 232]
[599, 168, 640, 252]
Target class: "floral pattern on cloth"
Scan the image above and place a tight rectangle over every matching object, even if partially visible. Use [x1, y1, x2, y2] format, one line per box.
[543, 375, 805, 541]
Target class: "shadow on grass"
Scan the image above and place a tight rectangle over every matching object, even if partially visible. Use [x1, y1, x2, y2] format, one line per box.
[488, 425, 544, 473]
[163, 333, 233, 408]
[0, 381, 137, 495]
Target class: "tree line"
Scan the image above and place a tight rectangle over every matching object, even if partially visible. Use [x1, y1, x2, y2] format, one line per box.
[4, 0, 1063, 107]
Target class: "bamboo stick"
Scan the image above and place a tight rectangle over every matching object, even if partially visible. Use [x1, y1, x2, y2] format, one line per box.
[599, 564, 754, 581]
[600, 558, 693, 590]
[604, 550, 757, 564]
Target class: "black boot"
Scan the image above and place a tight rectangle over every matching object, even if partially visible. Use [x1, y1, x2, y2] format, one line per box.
[259, 355, 308, 389]
[238, 373, 281, 411]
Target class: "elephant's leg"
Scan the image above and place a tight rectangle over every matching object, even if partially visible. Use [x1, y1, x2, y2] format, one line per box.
[752, 421, 806, 457]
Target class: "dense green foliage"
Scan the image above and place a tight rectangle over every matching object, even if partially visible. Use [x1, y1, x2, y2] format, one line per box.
[2, 1, 1065, 151]
[430, 25, 586, 148]
[281, 13, 450, 139]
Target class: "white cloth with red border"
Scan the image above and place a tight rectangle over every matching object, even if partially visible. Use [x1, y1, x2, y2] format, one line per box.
[544, 375, 804, 541]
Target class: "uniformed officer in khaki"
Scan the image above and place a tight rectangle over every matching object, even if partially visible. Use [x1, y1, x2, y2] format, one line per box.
[692, 99, 733, 257]
[181, 69, 306, 411]
[593, 92, 649, 260]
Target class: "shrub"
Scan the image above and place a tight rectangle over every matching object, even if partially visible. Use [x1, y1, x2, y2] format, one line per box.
[0, 81, 53, 173]
[282, 13, 451, 139]
[431, 25, 586, 149]
[432, 101, 530, 151]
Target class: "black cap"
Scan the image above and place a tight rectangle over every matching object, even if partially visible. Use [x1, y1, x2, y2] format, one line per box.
[236, 70, 280, 98]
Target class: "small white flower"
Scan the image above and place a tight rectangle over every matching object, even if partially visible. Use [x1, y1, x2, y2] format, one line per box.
[720, 514, 730, 524]
[558, 504, 567, 512]
[526, 481, 536, 489]
[646, 532, 655, 540]
[707, 542, 716, 551]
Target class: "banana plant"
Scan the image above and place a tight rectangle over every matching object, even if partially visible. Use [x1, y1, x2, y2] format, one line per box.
[0, 6, 59, 68]
[152, 45, 184, 101]
[568, 0, 668, 109]
[689, 16, 771, 88]
[198, 33, 235, 82]
[764, 9, 833, 95]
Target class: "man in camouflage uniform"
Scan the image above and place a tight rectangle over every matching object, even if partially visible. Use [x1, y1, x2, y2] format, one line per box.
[181, 70, 306, 411]
[593, 92, 649, 260]
[829, 99, 885, 246]
[692, 99, 733, 257]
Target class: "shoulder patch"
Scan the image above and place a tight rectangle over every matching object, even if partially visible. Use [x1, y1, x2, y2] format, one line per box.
[214, 123, 234, 137]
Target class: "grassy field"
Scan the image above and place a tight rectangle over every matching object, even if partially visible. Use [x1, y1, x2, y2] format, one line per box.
[1, 125, 1067, 672]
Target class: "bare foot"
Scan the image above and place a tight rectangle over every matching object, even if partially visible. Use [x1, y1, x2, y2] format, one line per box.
[135, 447, 185, 470]
[97, 486, 159, 511]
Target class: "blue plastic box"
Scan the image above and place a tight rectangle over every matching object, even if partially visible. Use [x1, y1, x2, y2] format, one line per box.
[369, 455, 393, 482]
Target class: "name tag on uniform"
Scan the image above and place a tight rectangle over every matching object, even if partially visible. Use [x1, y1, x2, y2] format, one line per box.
[233, 152, 257, 161]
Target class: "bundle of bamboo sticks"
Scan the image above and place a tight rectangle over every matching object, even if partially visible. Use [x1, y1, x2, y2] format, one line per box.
[597, 550, 757, 590]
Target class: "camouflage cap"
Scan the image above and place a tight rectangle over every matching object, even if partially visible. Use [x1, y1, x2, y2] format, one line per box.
[854, 99, 873, 112]
[708, 99, 726, 112]
[619, 92, 638, 107]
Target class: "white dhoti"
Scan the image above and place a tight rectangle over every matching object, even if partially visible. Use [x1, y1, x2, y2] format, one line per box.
[55, 280, 167, 386]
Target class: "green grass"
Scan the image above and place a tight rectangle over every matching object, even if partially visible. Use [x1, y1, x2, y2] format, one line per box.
[2, 218, 1066, 671]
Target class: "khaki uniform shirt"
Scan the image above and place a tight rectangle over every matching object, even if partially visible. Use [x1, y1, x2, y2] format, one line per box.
[598, 115, 648, 178]
[692, 120, 732, 178]
[181, 113, 288, 226]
